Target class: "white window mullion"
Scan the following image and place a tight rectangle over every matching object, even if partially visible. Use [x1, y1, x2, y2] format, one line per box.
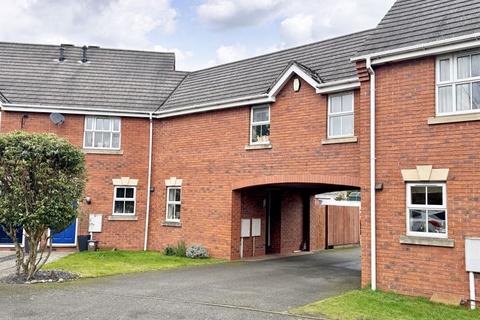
[328, 92, 354, 139]
[406, 183, 447, 238]
[250, 106, 270, 145]
[437, 52, 480, 115]
[166, 187, 181, 222]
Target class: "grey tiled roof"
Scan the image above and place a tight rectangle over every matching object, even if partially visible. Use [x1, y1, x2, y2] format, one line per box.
[159, 30, 371, 112]
[0, 42, 187, 113]
[357, 0, 480, 56]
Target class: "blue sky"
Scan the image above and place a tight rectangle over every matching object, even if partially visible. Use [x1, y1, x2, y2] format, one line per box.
[0, 0, 396, 70]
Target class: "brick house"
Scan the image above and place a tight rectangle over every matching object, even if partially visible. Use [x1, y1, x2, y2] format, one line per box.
[0, 0, 479, 302]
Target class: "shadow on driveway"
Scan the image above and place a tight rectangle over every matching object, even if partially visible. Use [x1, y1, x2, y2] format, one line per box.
[0, 247, 360, 320]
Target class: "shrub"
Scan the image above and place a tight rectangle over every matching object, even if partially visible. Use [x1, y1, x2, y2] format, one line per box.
[163, 245, 176, 256]
[0, 132, 86, 280]
[186, 245, 209, 259]
[163, 241, 187, 257]
[175, 241, 187, 257]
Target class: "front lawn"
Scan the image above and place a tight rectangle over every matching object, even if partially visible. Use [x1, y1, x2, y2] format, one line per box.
[44, 250, 222, 278]
[291, 289, 479, 320]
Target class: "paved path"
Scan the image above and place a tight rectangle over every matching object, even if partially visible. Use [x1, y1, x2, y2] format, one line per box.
[0, 251, 71, 278]
[0, 248, 361, 320]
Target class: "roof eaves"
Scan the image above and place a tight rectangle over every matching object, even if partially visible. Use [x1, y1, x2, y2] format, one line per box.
[352, 32, 480, 64]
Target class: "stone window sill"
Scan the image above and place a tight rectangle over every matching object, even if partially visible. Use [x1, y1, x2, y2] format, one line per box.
[162, 221, 182, 228]
[107, 215, 138, 221]
[83, 148, 124, 155]
[428, 113, 480, 125]
[322, 136, 358, 145]
[245, 143, 272, 150]
[399, 235, 454, 248]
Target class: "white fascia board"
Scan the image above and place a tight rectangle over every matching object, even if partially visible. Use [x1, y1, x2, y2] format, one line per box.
[156, 96, 274, 119]
[352, 33, 480, 65]
[371, 39, 480, 65]
[316, 78, 360, 94]
[1, 103, 151, 118]
[268, 64, 321, 98]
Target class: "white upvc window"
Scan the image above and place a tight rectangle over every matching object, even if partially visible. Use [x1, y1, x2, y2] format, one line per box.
[84, 116, 121, 149]
[166, 187, 181, 222]
[406, 183, 447, 238]
[113, 186, 136, 215]
[328, 92, 354, 138]
[436, 52, 480, 115]
[250, 105, 270, 144]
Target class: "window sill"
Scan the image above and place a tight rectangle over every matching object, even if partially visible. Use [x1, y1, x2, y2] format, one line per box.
[83, 148, 124, 155]
[428, 113, 480, 125]
[162, 221, 182, 228]
[399, 235, 454, 248]
[107, 215, 138, 221]
[245, 143, 272, 150]
[322, 136, 358, 145]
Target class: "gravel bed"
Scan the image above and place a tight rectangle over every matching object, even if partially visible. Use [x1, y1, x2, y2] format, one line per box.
[0, 270, 78, 284]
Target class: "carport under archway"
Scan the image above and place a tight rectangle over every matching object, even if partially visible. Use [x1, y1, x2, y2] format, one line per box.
[230, 174, 360, 260]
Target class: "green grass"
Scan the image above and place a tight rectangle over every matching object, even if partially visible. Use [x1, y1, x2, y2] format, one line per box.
[291, 289, 480, 320]
[44, 250, 222, 278]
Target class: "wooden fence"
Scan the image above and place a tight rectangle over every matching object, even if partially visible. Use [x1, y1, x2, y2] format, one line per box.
[327, 206, 360, 247]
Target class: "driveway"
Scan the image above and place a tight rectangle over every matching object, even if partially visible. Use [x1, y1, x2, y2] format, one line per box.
[0, 251, 71, 278]
[0, 247, 360, 320]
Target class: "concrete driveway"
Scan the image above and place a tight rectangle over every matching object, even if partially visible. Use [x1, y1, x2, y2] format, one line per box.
[0, 247, 360, 320]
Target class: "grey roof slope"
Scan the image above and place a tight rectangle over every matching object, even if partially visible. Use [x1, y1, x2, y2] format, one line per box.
[357, 0, 480, 56]
[0, 42, 187, 112]
[160, 30, 371, 112]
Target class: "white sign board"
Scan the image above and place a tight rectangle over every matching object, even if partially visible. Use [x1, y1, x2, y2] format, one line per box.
[465, 238, 480, 273]
[88, 214, 103, 233]
[241, 219, 251, 238]
[252, 219, 261, 237]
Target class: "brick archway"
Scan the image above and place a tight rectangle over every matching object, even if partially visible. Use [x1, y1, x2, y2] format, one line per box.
[232, 174, 360, 190]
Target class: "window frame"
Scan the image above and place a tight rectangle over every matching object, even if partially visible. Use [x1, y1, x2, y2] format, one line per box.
[436, 52, 480, 116]
[250, 105, 271, 145]
[165, 187, 181, 222]
[83, 116, 121, 150]
[406, 183, 448, 238]
[112, 186, 136, 216]
[327, 91, 355, 139]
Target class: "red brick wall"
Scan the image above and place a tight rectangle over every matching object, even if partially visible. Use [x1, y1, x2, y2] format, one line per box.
[240, 189, 267, 258]
[359, 57, 480, 300]
[0, 112, 150, 250]
[0, 77, 361, 259]
[280, 191, 304, 254]
[310, 197, 325, 251]
[150, 77, 361, 259]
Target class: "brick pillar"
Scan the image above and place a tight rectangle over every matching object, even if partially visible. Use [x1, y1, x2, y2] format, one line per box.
[230, 190, 242, 260]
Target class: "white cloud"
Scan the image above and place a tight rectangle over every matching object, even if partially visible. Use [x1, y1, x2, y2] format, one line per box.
[279, 0, 396, 45]
[197, 0, 283, 28]
[197, 0, 396, 45]
[212, 44, 248, 65]
[0, 0, 177, 49]
[280, 14, 314, 46]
